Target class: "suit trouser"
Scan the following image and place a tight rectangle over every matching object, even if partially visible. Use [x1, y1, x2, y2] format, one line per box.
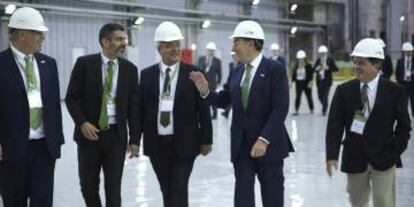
[316, 82, 331, 114]
[77, 125, 126, 207]
[149, 136, 196, 207]
[233, 139, 284, 207]
[0, 139, 56, 207]
[295, 81, 314, 112]
[347, 165, 396, 207]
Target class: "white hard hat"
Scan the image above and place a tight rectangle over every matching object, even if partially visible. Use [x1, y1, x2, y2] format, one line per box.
[154, 21, 184, 42]
[8, 7, 48, 32]
[318, 45, 328, 53]
[270, 43, 280, 51]
[296, 50, 306, 59]
[377, 38, 386, 48]
[229, 20, 265, 40]
[206, 42, 217, 50]
[402, 42, 414, 51]
[350, 38, 384, 60]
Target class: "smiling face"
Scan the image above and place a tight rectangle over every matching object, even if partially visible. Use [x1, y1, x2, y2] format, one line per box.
[102, 30, 127, 59]
[232, 37, 254, 64]
[352, 57, 380, 83]
[158, 40, 181, 66]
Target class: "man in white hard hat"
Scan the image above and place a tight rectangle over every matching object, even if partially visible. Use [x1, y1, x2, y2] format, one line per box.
[190, 20, 293, 207]
[0, 7, 64, 207]
[292, 50, 314, 115]
[377, 39, 394, 80]
[66, 23, 140, 207]
[313, 45, 338, 116]
[326, 38, 411, 207]
[269, 42, 287, 69]
[396, 42, 414, 117]
[197, 41, 222, 119]
[139, 21, 212, 207]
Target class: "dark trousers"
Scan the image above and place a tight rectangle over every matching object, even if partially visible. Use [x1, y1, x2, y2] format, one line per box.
[77, 126, 126, 207]
[0, 139, 56, 207]
[233, 139, 284, 207]
[295, 81, 314, 112]
[149, 136, 196, 207]
[317, 82, 331, 114]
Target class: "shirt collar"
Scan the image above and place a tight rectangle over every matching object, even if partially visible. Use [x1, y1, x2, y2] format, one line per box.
[360, 73, 380, 91]
[160, 61, 179, 74]
[247, 53, 263, 69]
[101, 52, 118, 67]
[10, 44, 33, 61]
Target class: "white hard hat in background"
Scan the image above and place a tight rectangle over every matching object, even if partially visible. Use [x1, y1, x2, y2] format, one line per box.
[8, 7, 48, 31]
[296, 50, 306, 59]
[206, 42, 217, 50]
[377, 38, 386, 48]
[154, 21, 184, 42]
[402, 42, 414, 51]
[229, 20, 265, 40]
[318, 45, 328, 53]
[270, 43, 280, 51]
[350, 38, 384, 60]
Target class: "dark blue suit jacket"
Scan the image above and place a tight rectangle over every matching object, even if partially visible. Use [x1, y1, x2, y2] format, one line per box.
[207, 56, 293, 162]
[0, 48, 64, 161]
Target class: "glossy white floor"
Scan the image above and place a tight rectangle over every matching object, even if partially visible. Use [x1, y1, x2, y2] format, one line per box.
[2, 82, 414, 207]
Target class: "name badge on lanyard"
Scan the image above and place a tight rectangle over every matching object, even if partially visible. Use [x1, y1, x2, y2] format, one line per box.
[28, 90, 43, 109]
[107, 97, 116, 116]
[350, 110, 367, 135]
[160, 95, 174, 112]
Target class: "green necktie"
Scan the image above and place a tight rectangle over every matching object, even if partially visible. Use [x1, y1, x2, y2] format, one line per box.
[241, 64, 253, 110]
[160, 68, 171, 127]
[25, 56, 42, 130]
[98, 61, 115, 130]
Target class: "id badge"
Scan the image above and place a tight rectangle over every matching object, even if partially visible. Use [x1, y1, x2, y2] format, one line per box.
[160, 96, 174, 112]
[107, 97, 116, 116]
[350, 111, 367, 135]
[28, 90, 43, 108]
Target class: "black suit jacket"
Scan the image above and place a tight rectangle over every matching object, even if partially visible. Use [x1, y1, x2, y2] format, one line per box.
[292, 62, 314, 84]
[396, 56, 414, 86]
[0, 48, 64, 161]
[313, 57, 338, 86]
[197, 56, 222, 90]
[65, 53, 140, 145]
[139, 62, 212, 158]
[326, 78, 411, 173]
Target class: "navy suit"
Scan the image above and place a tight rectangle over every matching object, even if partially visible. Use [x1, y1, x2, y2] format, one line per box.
[206, 56, 293, 207]
[270, 56, 287, 70]
[0, 48, 64, 207]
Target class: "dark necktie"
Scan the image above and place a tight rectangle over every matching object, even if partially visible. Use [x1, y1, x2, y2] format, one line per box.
[160, 68, 171, 127]
[361, 83, 370, 115]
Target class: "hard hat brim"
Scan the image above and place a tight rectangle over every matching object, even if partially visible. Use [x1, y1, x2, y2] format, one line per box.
[350, 51, 384, 60]
[8, 24, 49, 32]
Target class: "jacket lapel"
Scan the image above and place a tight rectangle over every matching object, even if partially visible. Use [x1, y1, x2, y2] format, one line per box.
[95, 55, 103, 100]
[152, 64, 160, 103]
[369, 78, 384, 116]
[248, 58, 266, 109]
[5, 48, 26, 93]
[115, 59, 127, 113]
[174, 62, 186, 102]
[34, 53, 49, 103]
[351, 79, 362, 112]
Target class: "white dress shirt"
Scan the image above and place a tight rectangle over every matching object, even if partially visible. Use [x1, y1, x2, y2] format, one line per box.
[404, 56, 412, 81]
[360, 74, 380, 117]
[157, 62, 179, 135]
[101, 53, 119, 124]
[240, 54, 270, 144]
[10, 44, 45, 139]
